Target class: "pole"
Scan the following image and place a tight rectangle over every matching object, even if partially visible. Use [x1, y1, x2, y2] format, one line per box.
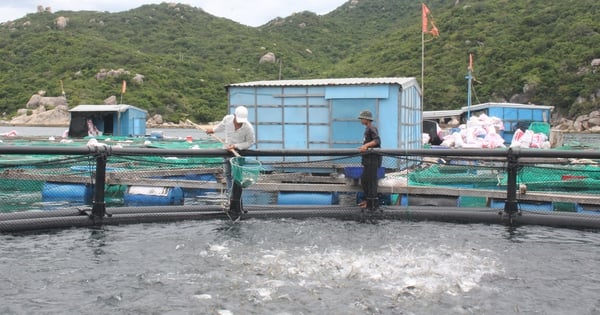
[466, 68, 472, 120]
[421, 31, 425, 109]
[466, 53, 474, 120]
[91, 150, 107, 224]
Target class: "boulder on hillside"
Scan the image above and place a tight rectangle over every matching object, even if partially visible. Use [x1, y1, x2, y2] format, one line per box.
[10, 105, 70, 126]
[26, 94, 67, 109]
[259, 52, 276, 64]
[56, 16, 68, 29]
[104, 95, 117, 105]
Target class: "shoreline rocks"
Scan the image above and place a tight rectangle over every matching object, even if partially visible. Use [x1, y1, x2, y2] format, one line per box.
[2, 103, 599, 133]
[0, 105, 213, 129]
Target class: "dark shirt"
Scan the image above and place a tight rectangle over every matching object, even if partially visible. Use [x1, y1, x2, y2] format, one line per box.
[363, 126, 381, 148]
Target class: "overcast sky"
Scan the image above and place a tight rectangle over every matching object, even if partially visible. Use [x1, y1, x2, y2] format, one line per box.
[0, 0, 348, 27]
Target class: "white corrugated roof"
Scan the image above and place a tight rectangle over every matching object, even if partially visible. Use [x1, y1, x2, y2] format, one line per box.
[227, 77, 418, 88]
[423, 109, 463, 119]
[69, 104, 147, 113]
[423, 102, 554, 120]
[462, 102, 554, 111]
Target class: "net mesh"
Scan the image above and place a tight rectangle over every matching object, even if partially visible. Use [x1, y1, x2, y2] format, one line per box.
[1, 140, 600, 231]
[230, 157, 262, 188]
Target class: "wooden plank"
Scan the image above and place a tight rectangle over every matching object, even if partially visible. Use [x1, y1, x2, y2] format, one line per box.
[108, 167, 222, 179]
[1, 168, 598, 205]
[106, 177, 224, 190]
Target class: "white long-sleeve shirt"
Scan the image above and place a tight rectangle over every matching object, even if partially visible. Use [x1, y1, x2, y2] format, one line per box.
[212, 114, 255, 150]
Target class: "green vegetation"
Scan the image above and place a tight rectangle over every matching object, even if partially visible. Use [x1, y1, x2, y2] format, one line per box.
[0, 0, 598, 123]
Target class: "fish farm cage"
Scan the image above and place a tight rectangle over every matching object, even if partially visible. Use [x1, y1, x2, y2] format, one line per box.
[1, 144, 600, 233]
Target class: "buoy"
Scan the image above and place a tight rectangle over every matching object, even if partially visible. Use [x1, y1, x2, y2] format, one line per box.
[42, 182, 93, 204]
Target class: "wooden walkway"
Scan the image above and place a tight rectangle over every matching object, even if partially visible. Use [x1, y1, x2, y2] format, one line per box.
[2, 167, 599, 206]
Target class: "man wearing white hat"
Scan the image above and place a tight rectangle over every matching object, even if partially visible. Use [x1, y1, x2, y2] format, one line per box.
[206, 106, 255, 191]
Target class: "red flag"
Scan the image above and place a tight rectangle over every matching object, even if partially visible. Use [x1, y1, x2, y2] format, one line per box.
[422, 3, 439, 37]
[422, 3, 429, 33]
[121, 80, 127, 94]
[468, 53, 474, 71]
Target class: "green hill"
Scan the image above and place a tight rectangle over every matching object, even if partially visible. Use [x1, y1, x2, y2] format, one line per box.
[0, 0, 598, 123]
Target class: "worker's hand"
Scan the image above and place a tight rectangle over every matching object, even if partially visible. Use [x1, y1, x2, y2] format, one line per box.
[226, 144, 236, 151]
[205, 128, 214, 134]
[359, 145, 368, 152]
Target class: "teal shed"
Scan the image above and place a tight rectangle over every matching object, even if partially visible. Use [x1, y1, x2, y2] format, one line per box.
[226, 77, 422, 169]
[68, 104, 147, 138]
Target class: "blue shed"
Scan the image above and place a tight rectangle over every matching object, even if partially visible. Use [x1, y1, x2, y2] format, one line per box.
[226, 77, 422, 169]
[463, 102, 554, 144]
[68, 104, 147, 138]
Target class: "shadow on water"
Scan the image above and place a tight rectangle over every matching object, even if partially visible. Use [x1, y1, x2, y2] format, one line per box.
[213, 220, 244, 238]
[503, 225, 527, 242]
[88, 228, 108, 258]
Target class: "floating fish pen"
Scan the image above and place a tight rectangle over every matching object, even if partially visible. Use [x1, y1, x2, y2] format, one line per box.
[1, 144, 600, 233]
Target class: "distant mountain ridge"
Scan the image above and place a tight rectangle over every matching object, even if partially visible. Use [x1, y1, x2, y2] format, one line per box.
[0, 0, 598, 124]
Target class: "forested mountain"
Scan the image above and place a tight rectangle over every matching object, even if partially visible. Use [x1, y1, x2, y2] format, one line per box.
[0, 0, 598, 123]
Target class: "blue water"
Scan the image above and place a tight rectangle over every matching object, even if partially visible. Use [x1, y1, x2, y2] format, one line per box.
[1, 219, 599, 314]
[0, 126, 207, 139]
[1, 127, 600, 314]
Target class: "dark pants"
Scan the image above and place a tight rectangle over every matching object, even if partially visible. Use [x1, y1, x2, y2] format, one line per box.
[229, 181, 243, 220]
[361, 154, 382, 210]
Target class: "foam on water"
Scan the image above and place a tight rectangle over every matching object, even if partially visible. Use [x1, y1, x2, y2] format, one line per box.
[200, 236, 502, 301]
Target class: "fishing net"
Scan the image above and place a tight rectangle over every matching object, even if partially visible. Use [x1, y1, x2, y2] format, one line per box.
[230, 157, 262, 188]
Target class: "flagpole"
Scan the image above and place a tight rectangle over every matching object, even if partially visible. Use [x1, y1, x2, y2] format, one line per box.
[466, 53, 473, 120]
[421, 3, 438, 111]
[421, 30, 425, 109]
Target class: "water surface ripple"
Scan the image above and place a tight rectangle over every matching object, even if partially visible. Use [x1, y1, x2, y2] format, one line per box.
[1, 219, 599, 314]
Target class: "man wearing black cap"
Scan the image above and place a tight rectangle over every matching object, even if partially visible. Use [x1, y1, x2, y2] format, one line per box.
[358, 110, 382, 212]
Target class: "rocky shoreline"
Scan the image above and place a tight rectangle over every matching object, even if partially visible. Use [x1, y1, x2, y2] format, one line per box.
[0, 104, 214, 130]
[2, 103, 599, 133]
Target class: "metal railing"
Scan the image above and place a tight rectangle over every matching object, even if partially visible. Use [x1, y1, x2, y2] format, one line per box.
[1, 145, 599, 231]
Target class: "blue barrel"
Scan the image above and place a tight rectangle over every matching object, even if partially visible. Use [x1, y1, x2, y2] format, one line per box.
[184, 173, 218, 197]
[124, 186, 184, 206]
[156, 173, 217, 198]
[278, 192, 339, 205]
[42, 182, 93, 203]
